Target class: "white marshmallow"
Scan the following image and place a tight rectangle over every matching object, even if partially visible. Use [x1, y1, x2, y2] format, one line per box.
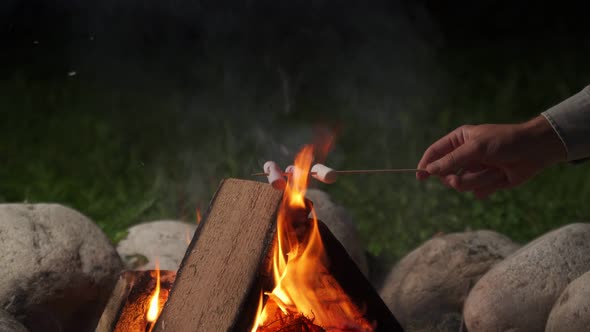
[285, 165, 295, 174]
[264, 161, 287, 190]
[311, 164, 338, 184]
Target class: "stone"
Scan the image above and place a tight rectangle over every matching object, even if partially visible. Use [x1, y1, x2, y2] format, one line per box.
[305, 189, 369, 276]
[464, 223, 590, 332]
[0, 309, 28, 332]
[117, 220, 197, 271]
[0, 204, 123, 332]
[546, 270, 590, 332]
[380, 230, 519, 332]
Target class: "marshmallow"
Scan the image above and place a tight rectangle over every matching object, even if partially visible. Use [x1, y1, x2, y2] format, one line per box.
[311, 164, 338, 184]
[264, 161, 287, 190]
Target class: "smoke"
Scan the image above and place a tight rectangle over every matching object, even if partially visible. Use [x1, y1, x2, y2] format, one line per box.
[152, 1, 445, 218]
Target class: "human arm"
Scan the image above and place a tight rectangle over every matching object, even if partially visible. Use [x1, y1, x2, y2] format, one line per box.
[416, 116, 566, 198]
[542, 85, 590, 162]
[416, 85, 590, 198]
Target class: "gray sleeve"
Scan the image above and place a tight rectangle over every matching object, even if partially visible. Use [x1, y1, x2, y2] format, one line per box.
[541, 85, 590, 162]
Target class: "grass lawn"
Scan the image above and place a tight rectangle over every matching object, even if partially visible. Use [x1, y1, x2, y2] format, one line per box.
[2, 46, 589, 273]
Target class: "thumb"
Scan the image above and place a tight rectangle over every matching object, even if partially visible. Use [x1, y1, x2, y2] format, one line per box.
[426, 142, 482, 175]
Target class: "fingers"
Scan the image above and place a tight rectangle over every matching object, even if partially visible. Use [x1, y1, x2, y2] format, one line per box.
[442, 168, 507, 199]
[446, 169, 506, 192]
[417, 126, 470, 180]
[416, 125, 509, 198]
[425, 141, 482, 176]
[416, 125, 472, 180]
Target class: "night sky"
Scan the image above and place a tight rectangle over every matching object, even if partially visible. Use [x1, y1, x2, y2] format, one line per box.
[3, 1, 588, 81]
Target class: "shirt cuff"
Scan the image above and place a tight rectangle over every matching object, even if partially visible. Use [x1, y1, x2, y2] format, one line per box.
[541, 85, 590, 162]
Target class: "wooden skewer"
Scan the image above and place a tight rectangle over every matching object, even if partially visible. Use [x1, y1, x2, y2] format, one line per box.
[331, 168, 427, 174]
[251, 168, 427, 176]
[251, 171, 317, 176]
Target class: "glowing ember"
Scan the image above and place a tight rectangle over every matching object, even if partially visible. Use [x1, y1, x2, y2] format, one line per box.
[111, 269, 175, 332]
[251, 144, 374, 332]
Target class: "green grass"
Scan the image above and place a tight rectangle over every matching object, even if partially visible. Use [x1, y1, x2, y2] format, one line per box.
[2, 48, 589, 272]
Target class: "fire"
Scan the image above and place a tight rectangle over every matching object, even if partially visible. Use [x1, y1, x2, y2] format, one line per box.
[146, 260, 163, 330]
[196, 207, 202, 225]
[251, 145, 373, 332]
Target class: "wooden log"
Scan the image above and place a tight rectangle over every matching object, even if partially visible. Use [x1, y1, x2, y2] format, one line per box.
[255, 217, 404, 332]
[153, 178, 283, 332]
[316, 220, 404, 332]
[95, 272, 133, 332]
[95, 270, 176, 332]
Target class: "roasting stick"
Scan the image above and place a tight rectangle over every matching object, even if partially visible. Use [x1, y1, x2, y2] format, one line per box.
[255, 162, 428, 186]
[251, 169, 426, 176]
[332, 168, 425, 174]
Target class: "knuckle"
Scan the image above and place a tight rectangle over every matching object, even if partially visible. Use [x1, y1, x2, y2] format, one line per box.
[446, 152, 457, 168]
[458, 124, 473, 131]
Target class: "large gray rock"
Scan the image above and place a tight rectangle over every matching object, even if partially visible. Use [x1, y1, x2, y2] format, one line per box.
[305, 189, 369, 276]
[464, 223, 590, 332]
[380, 230, 519, 332]
[0, 204, 122, 332]
[0, 309, 28, 332]
[117, 220, 197, 271]
[546, 270, 590, 332]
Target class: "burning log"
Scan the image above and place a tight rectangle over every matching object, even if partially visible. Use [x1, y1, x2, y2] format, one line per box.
[256, 310, 326, 332]
[314, 220, 401, 331]
[153, 179, 283, 331]
[95, 270, 175, 332]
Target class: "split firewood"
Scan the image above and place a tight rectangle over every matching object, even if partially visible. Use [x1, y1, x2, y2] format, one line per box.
[312, 221, 404, 331]
[95, 272, 135, 332]
[95, 270, 175, 332]
[152, 179, 283, 332]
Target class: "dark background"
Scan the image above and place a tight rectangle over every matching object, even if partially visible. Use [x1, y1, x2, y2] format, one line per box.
[2, 1, 589, 275]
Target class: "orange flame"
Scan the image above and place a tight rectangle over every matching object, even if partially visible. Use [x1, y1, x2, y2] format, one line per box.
[146, 260, 162, 325]
[251, 144, 373, 331]
[196, 207, 202, 225]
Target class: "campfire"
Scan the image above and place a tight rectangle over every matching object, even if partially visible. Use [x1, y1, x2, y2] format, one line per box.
[98, 143, 403, 332]
[250, 145, 374, 332]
